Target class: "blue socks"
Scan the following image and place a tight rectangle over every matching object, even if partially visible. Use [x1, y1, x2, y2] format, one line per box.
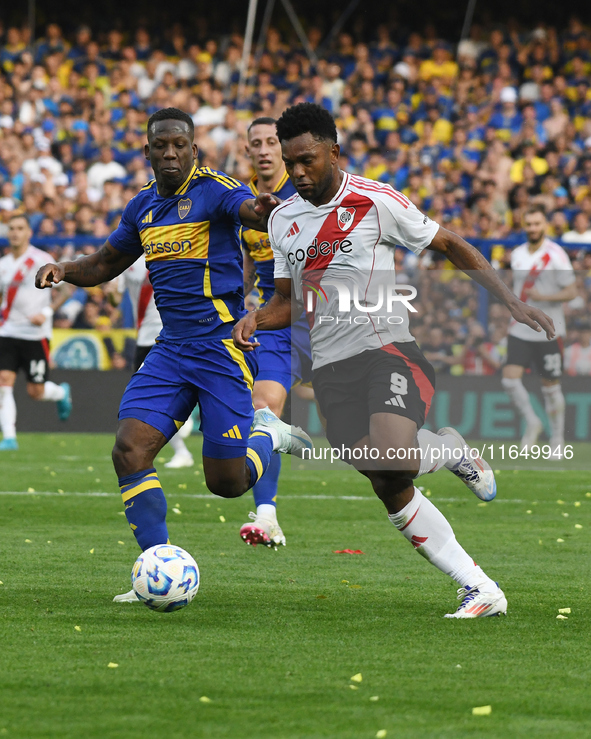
[119, 468, 169, 550]
[245, 431, 274, 489]
[252, 451, 280, 508]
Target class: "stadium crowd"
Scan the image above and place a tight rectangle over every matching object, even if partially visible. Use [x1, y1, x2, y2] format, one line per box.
[0, 15, 590, 373]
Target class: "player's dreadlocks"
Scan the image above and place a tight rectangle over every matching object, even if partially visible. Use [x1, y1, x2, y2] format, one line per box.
[276, 103, 337, 143]
[147, 107, 194, 140]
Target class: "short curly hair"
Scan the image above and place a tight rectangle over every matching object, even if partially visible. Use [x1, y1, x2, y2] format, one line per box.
[276, 103, 337, 143]
[147, 107, 194, 140]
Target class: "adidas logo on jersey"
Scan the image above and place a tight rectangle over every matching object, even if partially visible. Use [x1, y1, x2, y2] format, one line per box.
[141, 210, 153, 225]
[287, 222, 300, 237]
[385, 395, 406, 408]
[222, 425, 242, 440]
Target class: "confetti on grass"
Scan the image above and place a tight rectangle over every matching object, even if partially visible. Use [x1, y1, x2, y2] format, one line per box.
[370, 696, 379, 702]
[172, 508, 182, 515]
[199, 696, 212, 703]
[556, 614, 568, 620]
[219, 515, 226, 523]
[376, 731, 387, 738]
[558, 608, 571, 614]
[74, 626, 81, 632]
[472, 705, 492, 716]
[333, 549, 364, 554]
[350, 673, 362, 683]
[107, 662, 119, 668]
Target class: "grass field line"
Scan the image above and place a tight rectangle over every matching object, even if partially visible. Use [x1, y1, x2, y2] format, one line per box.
[0, 489, 533, 503]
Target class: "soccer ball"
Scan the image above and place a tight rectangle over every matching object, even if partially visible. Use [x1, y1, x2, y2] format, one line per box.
[131, 544, 200, 612]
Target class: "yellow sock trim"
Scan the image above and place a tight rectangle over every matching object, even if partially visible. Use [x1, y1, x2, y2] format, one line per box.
[246, 448, 263, 480]
[121, 478, 161, 503]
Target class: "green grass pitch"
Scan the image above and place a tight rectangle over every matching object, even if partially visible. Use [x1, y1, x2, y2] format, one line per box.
[1, 433, 590, 738]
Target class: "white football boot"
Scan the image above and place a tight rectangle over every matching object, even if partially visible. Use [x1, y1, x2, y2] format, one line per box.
[438, 427, 496, 501]
[252, 407, 313, 458]
[521, 417, 543, 449]
[113, 589, 140, 603]
[240, 512, 286, 549]
[444, 583, 507, 619]
[164, 450, 194, 469]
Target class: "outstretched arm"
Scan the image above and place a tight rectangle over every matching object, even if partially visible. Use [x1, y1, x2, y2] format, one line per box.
[36, 241, 139, 289]
[238, 192, 282, 231]
[232, 278, 294, 351]
[428, 227, 556, 339]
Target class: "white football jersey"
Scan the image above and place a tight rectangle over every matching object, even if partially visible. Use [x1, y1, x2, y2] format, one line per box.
[119, 255, 162, 346]
[0, 245, 54, 341]
[509, 239, 575, 342]
[269, 172, 439, 369]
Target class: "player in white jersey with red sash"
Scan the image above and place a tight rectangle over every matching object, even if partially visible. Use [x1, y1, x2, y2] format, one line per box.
[502, 205, 578, 453]
[0, 213, 72, 450]
[233, 103, 554, 618]
[117, 255, 194, 470]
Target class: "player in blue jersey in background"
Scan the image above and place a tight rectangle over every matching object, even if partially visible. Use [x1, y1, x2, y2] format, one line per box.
[239, 118, 313, 548]
[35, 107, 312, 602]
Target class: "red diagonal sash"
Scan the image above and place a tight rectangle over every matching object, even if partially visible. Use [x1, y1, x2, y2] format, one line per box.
[519, 250, 551, 302]
[301, 192, 374, 325]
[1, 256, 36, 324]
[137, 272, 154, 328]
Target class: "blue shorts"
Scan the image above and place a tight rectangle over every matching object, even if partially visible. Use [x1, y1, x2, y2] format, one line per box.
[119, 338, 258, 459]
[255, 317, 313, 392]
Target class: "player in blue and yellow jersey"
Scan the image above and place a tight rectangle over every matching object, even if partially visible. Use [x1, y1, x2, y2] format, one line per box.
[36, 107, 312, 602]
[239, 118, 313, 549]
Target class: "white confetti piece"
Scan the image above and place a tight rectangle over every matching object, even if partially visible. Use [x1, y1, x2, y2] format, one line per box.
[557, 500, 565, 505]
[556, 538, 564, 543]
[349, 684, 358, 690]
[472, 705, 492, 716]
[87, 466, 94, 472]
[58, 489, 64, 494]
[321, 481, 327, 486]
[369, 696, 379, 702]
[376, 731, 387, 738]
[556, 614, 568, 620]
[219, 515, 226, 522]
[172, 508, 182, 515]
[562, 512, 569, 518]
[27, 488, 35, 493]
[526, 510, 532, 514]
[575, 524, 583, 529]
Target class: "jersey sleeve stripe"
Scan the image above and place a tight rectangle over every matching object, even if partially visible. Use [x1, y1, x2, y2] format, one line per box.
[351, 176, 410, 209]
[198, 167, 243, 189]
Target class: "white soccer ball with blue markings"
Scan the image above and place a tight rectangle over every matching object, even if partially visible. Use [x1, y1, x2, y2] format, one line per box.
[131, 544, 199, 612]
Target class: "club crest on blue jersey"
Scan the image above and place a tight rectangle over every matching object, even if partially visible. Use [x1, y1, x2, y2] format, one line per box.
[178, 198, 192, 220]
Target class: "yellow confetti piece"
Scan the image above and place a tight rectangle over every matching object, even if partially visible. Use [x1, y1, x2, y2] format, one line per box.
[575, 524, 583, 529]
[58, 489, 64, 494]
[118, 511, 125, 515]
[0, 581, 3, 585]
[194, 470, 200, 476]
[74, 626, 81, 632]
[556, 614, 568, 620]
[558, 608, 571, 614]
[477, 502, 487, 507]
[349, 684, 358, 690]
[557, 499, 565, 505]
[95, 478, 101, 483]
[562, 512, 569, 518]
[50, 471, 56, 477]
[350, 673, 362, 682]
[199, 696, 212, 703]
[87, 466, 94, 472]
[349, 584, 362, 589]
[118, 541, 125, 545]
[205, 503, 210, 507]
[172, 508, 182, 515]
[321, 481, 327, 486]
[219, 515, 226, 522]
[539, 539, 543, 545]
[25, 539, 32, 543]
[376, 731, 387, 738]
[27, 488, 35, 493]
[201, 481, 206, 486]
[369, 696, 379, 702]
[586, 492, 591, 498]
[526, 510, 532, 514]
[341, 579, 349, 584]
[47, 541, 51, 544]
[574, 501, 581, 507]
[107, 662, 119, 668]
[556, 538, 564, 543]
[472, 705, 492, 716]
[178, 483, 187, 490]
[157, 457, 166, 463]
[494, 470, 500, 474]
[89, 548, 95, 554]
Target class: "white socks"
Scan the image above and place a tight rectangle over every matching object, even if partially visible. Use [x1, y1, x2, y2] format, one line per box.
[42, 381, 66, 402]
[0, 386, 17, 439]
[417, 429, 460, 475]
[501, 377, 539, 426]
[542, 384, 565, 441]
[169, 432, 191, 456]
[256, 503, 278, 523]
[388, 488, 496, 590]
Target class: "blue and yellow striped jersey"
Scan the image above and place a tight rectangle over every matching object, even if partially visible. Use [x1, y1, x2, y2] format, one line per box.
[109, 165, 253, 341]
[241, 172, 296, 306]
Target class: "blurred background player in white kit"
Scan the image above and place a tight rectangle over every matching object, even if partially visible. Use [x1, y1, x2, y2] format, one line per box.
[0, 213, 72, 450]
[116, 255, 194, 468]
[502, 205, 578, 453]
